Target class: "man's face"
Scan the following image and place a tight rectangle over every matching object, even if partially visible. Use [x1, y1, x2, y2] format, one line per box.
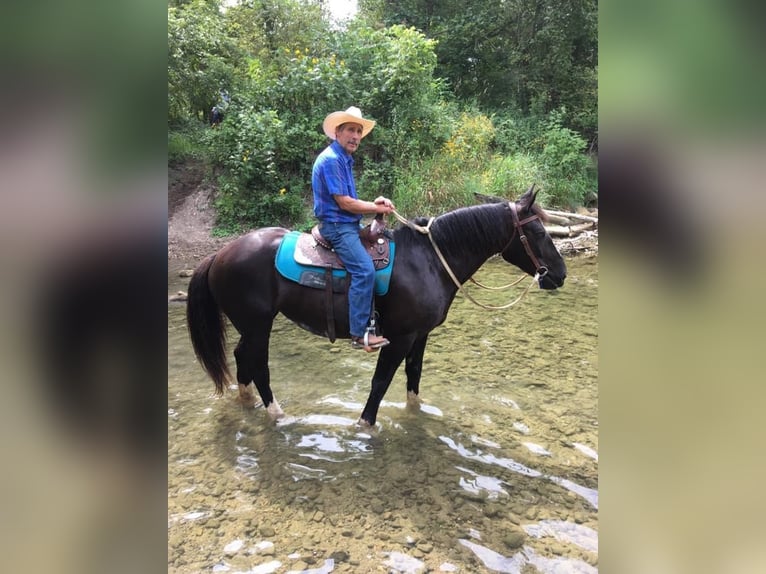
[335, 123, 364, 154]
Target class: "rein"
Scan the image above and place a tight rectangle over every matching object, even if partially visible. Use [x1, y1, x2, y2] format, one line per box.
[390, 204, 543, 310]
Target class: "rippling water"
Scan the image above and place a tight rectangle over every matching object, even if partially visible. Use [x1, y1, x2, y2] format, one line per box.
[168, 254, 598, 573]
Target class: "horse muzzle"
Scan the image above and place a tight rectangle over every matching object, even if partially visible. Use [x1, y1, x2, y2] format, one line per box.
[538, 267, 566, 290]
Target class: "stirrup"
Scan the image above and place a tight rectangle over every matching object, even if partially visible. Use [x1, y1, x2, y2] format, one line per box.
[351, 331, 390, 352]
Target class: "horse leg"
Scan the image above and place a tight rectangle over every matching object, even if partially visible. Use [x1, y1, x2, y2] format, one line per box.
[234, 329, 284, 420]
[359, 336, 415, 427]
[405, 334, 429, 409]
[237, 381, 258, 408]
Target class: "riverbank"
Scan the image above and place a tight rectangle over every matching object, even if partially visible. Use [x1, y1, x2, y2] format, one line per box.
[167, 162, 598, 266]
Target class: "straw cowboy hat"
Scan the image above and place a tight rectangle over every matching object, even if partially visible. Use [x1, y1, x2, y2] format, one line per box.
[322, 106, 376, 140]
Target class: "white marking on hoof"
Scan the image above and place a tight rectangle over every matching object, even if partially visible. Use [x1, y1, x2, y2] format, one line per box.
[406, 390, 422, 404]
[355, 419, 381, 437]
[237, 383, 258, 408]
[406, 391, 422, 412]
[356, 418, 374, 430]
[266, 400, 285, 420]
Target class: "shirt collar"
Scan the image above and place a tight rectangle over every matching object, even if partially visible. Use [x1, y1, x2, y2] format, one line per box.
[330, 140, 354, 164]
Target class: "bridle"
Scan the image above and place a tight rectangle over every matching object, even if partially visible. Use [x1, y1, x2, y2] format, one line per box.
[390, 201, 549, 310]
[505, 201, 548, 279]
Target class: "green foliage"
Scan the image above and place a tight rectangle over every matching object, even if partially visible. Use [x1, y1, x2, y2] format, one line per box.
[168, 124, 207, 163]
[492, 111, 544, 155]
[480, 154, 546, 202]
[488, 107, 596, 208]
[168, 0, 241, 126]
[337, 24, 453, 162]
[443, 111, 495, 161]
[538, 108, 594, 207]
[366, 0, 598, 141]
[205, 106, 308, 232]
[167, 0, 597, 231]
[391, 155, 476, 218]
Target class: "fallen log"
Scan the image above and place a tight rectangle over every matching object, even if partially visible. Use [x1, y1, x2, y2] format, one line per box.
[545, 209, 599, 224]
[472, 191, 598, 229]
[544, 222, 596, 237]
[545, 213, 576, 227]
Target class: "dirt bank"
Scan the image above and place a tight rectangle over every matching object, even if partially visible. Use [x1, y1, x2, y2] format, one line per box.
[168, 160, 233, 263]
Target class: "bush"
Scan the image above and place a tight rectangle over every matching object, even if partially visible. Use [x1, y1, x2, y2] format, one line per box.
[488, 108, 596, 209]
[492, 112, 543, 155]
[168, 122, 208, 163]
[391, 154, 476, 218]
[443, 111, 495, 162]
[538, 109, 594, 208]
[480, 154, 547, 204]
[205, 106, 299, 232]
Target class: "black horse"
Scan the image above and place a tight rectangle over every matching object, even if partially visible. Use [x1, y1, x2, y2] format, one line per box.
[186, 187, 566, 426]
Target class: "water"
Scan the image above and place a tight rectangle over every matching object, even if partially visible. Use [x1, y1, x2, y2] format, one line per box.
[168, 254, 598, 573]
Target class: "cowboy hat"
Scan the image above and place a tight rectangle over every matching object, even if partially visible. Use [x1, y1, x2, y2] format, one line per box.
[322, 106, 376, 140]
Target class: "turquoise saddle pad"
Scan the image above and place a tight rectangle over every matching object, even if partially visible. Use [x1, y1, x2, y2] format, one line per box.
[275, 231, 395, 296]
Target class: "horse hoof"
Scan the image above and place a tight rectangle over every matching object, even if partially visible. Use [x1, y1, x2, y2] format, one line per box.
[406, 390, 422, 408]
[355, 419, 381, 437]
[237, 383, 258, 408]
[266, 401, 285, 420]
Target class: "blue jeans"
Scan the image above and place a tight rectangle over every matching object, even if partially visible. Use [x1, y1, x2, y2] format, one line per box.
[319, 221, 375, 338]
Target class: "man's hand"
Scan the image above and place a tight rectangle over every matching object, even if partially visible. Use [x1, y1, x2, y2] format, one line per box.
[374, 196, 395, 214]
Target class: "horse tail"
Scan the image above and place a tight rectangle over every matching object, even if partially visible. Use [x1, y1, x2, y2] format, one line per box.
[186, 253, 230, 395]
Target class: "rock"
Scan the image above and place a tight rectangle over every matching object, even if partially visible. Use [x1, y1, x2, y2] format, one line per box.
[312, 511, 325, 522]
[416, 542, 433, 554]
[223, 539, 244, 554]
[168, 290, 188, 302]
[330, 550, 349, 563]
[503, 529, 526, 550]
[259, 525, 276, 537]
[253, 541, 275, 556]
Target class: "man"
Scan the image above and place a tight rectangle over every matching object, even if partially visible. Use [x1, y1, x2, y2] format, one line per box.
[312, 106, 395, 352]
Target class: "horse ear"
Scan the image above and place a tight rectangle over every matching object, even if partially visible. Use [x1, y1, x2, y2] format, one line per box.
[518, 183, 538, 210]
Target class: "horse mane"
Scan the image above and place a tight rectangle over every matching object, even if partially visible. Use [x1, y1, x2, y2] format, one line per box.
[392, 200, 549, 259]
[392, 203, 507, 260]
[432, 204, 511, 260]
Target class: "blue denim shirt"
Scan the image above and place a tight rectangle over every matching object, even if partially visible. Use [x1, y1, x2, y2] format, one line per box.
[312, 140, 360, 224]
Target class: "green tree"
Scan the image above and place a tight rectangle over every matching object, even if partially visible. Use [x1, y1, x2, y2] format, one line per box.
[362, 0, 597, 140]
[168, 0, 241, 126]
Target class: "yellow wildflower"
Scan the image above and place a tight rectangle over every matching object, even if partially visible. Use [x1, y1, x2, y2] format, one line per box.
[279, 188, 287, 195]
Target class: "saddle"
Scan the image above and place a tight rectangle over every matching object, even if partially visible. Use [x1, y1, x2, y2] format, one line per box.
[296, 218, 391, 271]
[274, 219, 395, 344]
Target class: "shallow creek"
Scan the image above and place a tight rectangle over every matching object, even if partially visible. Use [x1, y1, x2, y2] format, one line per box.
[168, 254, 598, 573]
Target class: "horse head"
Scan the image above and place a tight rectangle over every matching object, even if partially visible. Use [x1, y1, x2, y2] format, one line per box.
[501, 186, 567, 290]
